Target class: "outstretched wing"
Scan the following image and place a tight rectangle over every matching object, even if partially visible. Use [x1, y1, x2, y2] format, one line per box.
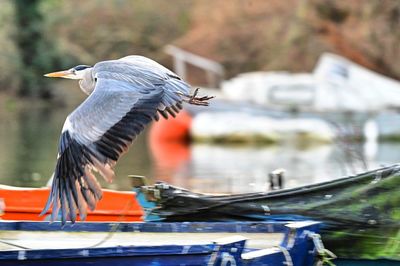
[41, 59, 190, 224]
[98, 56, 190, 119]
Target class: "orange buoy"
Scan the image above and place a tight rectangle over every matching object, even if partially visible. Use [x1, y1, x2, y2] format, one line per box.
[149, 110, 192, 142]
[149, 111, 192, 183]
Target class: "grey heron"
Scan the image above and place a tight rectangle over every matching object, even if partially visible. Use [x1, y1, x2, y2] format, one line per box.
[41, 55, 213, 224]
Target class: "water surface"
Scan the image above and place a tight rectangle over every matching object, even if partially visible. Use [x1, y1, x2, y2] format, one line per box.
[1, 106, 400, 193]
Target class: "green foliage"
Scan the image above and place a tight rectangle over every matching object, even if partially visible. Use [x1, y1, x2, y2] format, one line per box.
[0, 1, 19, 91]
[13, 0, 65, 99]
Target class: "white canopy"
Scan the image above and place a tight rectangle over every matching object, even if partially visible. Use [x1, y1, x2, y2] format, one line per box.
[221, 53, 400, 113]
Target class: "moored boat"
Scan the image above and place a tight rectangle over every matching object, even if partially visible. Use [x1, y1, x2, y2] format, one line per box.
[0, 220, 326, 266]
[0, 185, 143, 222]
[141, 164, 400, 261]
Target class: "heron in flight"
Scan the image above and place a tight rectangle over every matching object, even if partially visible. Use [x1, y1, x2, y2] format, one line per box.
[41, 55, 213, 224]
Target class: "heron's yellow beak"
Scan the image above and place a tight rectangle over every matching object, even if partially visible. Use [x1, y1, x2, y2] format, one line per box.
[44, 70, 74, 78]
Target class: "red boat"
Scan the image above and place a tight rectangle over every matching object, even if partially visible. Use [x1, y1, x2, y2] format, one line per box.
[0, 185, 144, 222]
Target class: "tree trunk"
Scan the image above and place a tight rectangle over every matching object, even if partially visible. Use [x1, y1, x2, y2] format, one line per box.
[14, 0, 55, 99]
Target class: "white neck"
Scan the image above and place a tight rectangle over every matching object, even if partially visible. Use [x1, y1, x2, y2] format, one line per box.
[78, 68, 96, 95]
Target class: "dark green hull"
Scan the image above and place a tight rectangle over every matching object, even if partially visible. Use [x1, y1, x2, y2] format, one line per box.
[145, 164, 400, 260]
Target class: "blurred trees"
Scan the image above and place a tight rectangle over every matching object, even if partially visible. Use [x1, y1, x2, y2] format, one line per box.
[176, 0, 400, 82]
[0, 0, 399, 99]
[13, 0, 61, 99]
[0, 0, 191, 100]
[0, 1, 19, 92]
[40, 0, 191, 66]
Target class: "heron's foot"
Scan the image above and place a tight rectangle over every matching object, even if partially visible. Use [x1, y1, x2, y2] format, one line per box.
[177, 88, 215, 106]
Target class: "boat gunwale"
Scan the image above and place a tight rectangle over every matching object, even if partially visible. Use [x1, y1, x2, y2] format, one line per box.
[0, 221, 295, 233]
[156, 164, 400, 202]
[0, 243, 216, 260]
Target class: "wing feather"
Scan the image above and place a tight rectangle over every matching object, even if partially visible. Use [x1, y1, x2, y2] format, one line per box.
[95, 57, 190, 119]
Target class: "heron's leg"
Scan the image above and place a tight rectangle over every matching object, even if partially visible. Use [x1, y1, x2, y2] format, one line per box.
[176, 88, 215, 106]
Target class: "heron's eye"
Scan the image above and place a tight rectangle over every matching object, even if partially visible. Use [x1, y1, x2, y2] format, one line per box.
[72, 69, 76, 74]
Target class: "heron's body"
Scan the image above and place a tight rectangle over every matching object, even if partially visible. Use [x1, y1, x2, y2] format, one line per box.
[42, 55, 212, 224]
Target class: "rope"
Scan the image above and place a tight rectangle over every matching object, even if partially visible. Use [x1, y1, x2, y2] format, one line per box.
[88, 197, 134, 248]
[0, 239, 29, 250]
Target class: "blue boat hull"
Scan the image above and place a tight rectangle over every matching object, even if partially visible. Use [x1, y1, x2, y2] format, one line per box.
[0, 221, 322, 266]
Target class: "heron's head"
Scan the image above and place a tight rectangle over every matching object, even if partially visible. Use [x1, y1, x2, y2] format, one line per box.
[44, 65, 92, 80]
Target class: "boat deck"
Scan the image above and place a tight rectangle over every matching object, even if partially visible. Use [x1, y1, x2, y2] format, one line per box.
[0, 231, 283, 251]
